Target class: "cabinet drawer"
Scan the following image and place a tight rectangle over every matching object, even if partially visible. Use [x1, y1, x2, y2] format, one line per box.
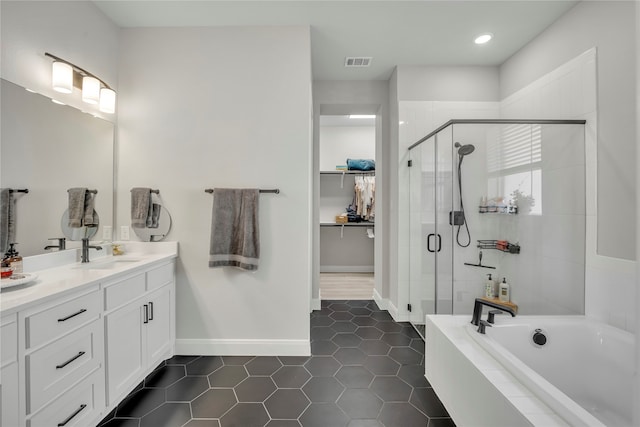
[26, 289, 101, 349]
[27, 369, 104, 427]
[147, 262, 174, 291]
[1, 314, 18, 366]
[26, 320, 103, 414]
[104, 273, 145, 311]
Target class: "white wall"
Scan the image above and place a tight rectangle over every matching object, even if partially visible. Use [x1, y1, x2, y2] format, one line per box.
[0, 1, 119, 121]
[312, 81, 390, 308]
[117, 26, 313, 355]
[319, 126, 375, 171]
[500, 1, 637, 261]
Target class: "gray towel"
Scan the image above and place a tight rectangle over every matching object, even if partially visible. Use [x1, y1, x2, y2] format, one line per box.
[68, 188, 87, 228]
[0, 189, 15, 253]
[131, 188, 151, 228]
[83, 191, 97, 227]
[149, 203, 161, 228]
[209, 189, 260, 271]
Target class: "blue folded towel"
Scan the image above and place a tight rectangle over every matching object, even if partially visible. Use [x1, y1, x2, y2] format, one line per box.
[347, 159, 375, 171]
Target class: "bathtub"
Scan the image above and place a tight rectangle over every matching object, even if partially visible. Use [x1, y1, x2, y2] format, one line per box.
[425, 315, 635, 427]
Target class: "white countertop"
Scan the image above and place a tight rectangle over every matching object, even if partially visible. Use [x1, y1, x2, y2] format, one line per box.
[1, 241, 178, 315]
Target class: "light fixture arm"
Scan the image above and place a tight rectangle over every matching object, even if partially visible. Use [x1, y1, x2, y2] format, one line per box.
[44, 52, 113, 90]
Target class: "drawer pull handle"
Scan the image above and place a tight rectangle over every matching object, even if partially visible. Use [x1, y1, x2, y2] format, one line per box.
[58, 309, 87, 322]
[57, 404, 87, 426]
[143, 304, 149, 324]
[149, 301, 154, 321]
[56, 351, 86, 369]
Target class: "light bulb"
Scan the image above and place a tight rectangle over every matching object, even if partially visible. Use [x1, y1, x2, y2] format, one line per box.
[99, 88, 116, 114]
[82, 76, 100, 104]
[52, 62, 73, 93]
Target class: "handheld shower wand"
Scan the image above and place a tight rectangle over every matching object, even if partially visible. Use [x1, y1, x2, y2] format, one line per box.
[454, 142, 475, 247]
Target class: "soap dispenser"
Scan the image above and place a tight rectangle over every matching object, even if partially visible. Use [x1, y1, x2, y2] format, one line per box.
[499, 277, 510, 302]
[484, 274, 494, 298]
[4, 243, 23, 273]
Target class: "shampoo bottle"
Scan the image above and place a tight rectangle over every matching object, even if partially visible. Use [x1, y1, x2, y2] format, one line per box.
[484, 274, 494, 298]
[499, 277, 510, 302]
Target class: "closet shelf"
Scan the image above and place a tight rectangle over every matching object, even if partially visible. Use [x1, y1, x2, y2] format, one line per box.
[321, 222, 375, 227]
[320, 170, 375, 175]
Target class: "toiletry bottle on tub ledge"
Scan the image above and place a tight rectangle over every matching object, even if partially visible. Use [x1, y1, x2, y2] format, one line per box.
[485, 274, 494, 298]
[499, 277, 510, 302]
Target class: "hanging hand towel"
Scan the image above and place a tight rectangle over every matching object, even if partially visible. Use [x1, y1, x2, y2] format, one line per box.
[131, 188, 152, 228]
[83, 191, 97, 227]
[209, 188, 260, 271]
[68, 188, 87, 228]
[0, 189, 16, 253]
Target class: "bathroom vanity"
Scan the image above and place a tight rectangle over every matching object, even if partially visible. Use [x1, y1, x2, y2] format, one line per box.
[0, 242, 177, 427]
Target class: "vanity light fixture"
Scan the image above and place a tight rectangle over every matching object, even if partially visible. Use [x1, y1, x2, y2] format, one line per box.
[45, 52, 116, 114]
[474, 33, 493, 44]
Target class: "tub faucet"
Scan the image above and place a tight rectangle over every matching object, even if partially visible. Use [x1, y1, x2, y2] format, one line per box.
[81, 238, 102, 263]
[44, 237, 66, 251]
[471, 298, 516, 327]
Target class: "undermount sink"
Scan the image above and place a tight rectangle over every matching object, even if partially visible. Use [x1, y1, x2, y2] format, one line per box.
[74, 258, 142, 270]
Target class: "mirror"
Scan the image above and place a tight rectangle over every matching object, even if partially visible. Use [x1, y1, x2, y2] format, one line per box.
[60, 209, 100, 241]
[132, 206, 172, 242]
[1, 79, 114, 257]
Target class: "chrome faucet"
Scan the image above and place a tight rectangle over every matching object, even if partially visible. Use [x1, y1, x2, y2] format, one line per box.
[44, 237, 66, 251]
[471, 298, 516, 333]
[81, 238, 102, 263]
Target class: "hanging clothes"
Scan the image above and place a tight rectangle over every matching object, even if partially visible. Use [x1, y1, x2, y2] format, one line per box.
[354, 175, 375, 221]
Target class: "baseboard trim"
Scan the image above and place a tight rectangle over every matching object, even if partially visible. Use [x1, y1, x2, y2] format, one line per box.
[320, 266, 374, 273]
[373, 288, 388, 310]
[311, 297, 321, 312]
[175, 339, 311, 356]
[387, 299, 410, 322]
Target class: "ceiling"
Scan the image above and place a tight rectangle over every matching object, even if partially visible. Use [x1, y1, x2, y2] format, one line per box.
[93, 0, 578, 81]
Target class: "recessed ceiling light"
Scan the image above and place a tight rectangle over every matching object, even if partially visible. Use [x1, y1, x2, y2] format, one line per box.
[349, 114, 375, 119]
[474, 33, 493, 44]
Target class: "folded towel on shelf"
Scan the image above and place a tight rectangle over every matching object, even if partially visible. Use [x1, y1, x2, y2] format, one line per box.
[68, 188, 87, 228]
[131, 188, 151, 228]
[347, 158, 375, 171]
[209, 188, 260, 271]
[0, 189, 15, 253]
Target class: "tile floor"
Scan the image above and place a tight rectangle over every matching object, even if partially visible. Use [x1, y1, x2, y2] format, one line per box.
[97, 300, 455, 427]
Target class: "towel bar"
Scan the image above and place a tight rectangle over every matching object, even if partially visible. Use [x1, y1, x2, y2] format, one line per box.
[8, 189, 29, 193]
[129, 189, 160, 194]
[67, 189, 97, 194]
[205, 188, 279, 194]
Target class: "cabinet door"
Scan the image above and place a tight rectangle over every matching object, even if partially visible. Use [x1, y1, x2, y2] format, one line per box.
[105, 300, 145, 406]
[1, 314, 19, 427]
[145, 285, 172, 367]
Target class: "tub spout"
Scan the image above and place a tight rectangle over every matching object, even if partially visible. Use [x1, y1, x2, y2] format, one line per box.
[471, 298, 516, 326]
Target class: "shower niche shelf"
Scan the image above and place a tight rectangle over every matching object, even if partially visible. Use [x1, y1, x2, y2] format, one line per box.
[478, 206, 518, 215]
[477, 240, 520, 254]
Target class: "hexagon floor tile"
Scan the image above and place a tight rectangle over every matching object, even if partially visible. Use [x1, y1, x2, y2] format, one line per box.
[98, 300, 455, 427]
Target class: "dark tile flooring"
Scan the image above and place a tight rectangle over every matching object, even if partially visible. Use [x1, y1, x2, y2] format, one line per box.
[98, 300, 455, 427]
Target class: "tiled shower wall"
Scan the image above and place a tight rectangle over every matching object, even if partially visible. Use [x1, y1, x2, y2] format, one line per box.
[500, 48, 636, 331]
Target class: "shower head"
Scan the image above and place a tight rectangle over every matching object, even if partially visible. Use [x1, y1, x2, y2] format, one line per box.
[454, 142, 475, 156]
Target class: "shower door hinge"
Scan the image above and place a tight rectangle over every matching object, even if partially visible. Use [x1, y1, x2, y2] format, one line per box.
[407, 304, 412, 312]
[407, 160, 413, 167]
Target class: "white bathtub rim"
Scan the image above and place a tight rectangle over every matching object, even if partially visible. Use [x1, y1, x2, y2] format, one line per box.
[465, 318, 607, 427]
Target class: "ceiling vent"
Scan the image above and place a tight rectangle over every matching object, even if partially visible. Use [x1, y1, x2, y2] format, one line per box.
[344, 57, 372, 67]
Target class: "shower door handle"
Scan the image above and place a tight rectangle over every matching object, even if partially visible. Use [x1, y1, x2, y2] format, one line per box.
[427, 234, 442, 253]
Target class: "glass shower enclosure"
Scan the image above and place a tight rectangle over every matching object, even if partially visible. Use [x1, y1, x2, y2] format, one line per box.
[407, 120, 587, 337]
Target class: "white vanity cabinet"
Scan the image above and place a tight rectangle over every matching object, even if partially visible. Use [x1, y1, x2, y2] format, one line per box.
[0, 248, 177, 427]
[104, 262, 175, 407]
